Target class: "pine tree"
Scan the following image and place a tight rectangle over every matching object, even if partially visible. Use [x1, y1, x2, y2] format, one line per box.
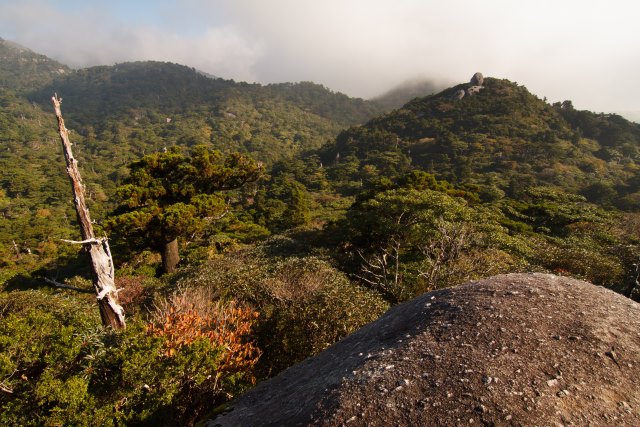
[107, 145, 263, 273]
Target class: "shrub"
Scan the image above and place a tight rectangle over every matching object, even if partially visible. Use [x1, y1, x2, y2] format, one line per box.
[147, 293, 261, 385]
[0, 287, 260, 426]
[0, 291, 103, 426]
[173, 253, 389, 377]
[115, 276, 148, 314]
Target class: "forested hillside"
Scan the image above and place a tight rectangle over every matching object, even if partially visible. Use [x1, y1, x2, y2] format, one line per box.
[1, 39, 640, 425]
[0, 37, 70, 91]
[0, 40, 386, 274]
[304, 77, 640, 301]
[324, 78, 640, 204]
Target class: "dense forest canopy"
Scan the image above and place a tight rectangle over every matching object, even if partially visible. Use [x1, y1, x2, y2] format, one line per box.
[1, 39, 640, 425]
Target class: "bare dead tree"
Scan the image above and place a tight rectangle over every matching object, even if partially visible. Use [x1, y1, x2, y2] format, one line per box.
[51, 94, 125, 330]
[11, 240, 20, 257]
[417, 220, 470, 290]
[356, 237, 406, 303]
[628, 258, 640, 299]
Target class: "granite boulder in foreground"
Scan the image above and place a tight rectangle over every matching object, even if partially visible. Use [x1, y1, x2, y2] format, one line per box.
[210, 273, 640, 426]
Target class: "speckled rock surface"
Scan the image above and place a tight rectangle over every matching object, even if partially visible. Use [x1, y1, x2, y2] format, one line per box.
[210, 273, 640, 426]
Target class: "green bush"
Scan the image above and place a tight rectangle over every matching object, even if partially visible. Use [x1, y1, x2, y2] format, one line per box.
[0, 289, 259, 426]
[173, 253, 389, 377]
[0, 291, 102, 425]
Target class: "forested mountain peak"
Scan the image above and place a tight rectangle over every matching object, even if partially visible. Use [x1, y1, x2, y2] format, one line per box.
[29, 60, 385, 129]
[369, 77, 568, 138]
[0, 43, 387, 262]
[29, 61, 236, 124]
[0, 38, 70, 92]
[327, 76, 640, 207]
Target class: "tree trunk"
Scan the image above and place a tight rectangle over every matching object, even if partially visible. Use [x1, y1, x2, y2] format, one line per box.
[161, 237, 180, 274]
[52, 94, 125, 330]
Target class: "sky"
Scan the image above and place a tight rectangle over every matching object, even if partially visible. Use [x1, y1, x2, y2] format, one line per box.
[1, 0, 639, 121]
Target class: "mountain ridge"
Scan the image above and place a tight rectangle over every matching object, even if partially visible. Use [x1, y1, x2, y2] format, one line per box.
[0, 38, 71, 91]
[371, 77, 446, 110]
[322, 76, 640, 208]
[0, 37, 491, 126]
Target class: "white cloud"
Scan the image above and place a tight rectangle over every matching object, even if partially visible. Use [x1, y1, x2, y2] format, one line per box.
[218, 0, 640, 114]
[1, 0, 639, 118]
[0, 0, 263, 81]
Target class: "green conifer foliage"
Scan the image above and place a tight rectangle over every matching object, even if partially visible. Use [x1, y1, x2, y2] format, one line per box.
[107, 146, 263, 273]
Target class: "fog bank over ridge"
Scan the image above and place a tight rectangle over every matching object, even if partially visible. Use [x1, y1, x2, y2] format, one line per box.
[1, 0, 639, 120]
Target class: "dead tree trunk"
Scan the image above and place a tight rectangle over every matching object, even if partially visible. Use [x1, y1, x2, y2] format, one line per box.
[52, 94, 125, 330]
[161, 237, 180, 274]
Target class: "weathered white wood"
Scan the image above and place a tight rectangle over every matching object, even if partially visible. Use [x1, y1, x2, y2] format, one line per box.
[61, 237, 104, 245]
[52, 94, 125, 330]
[44, 277, 93, 293]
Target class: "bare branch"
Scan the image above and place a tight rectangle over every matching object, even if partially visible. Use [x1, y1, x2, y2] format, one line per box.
[417, 220, 471, 289]
[11, 240, 20, 257]
[44, 277, 94, 294]
[0, 382, 13, 394]
[356, 240, 405, 303]
[203, 208, 230, 222]
[61, 237, 104, 245]
[0, 369, 17, 394]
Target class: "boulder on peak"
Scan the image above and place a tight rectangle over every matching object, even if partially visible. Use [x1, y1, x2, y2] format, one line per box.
[471, 72, 484, 86]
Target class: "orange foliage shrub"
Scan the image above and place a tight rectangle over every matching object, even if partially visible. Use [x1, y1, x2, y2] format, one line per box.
[147, 299, 261, 385]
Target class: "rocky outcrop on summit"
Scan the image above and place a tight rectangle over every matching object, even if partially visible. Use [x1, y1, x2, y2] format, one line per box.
[210, 273, 640, 426]
[470, 72, 484, 86]
[453, 89, 466, 100]
[466, 85, 483, 96]
[452, 72, 485, 100]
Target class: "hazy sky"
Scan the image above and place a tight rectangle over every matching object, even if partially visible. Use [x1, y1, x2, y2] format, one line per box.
[1, 0, 639, 121]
